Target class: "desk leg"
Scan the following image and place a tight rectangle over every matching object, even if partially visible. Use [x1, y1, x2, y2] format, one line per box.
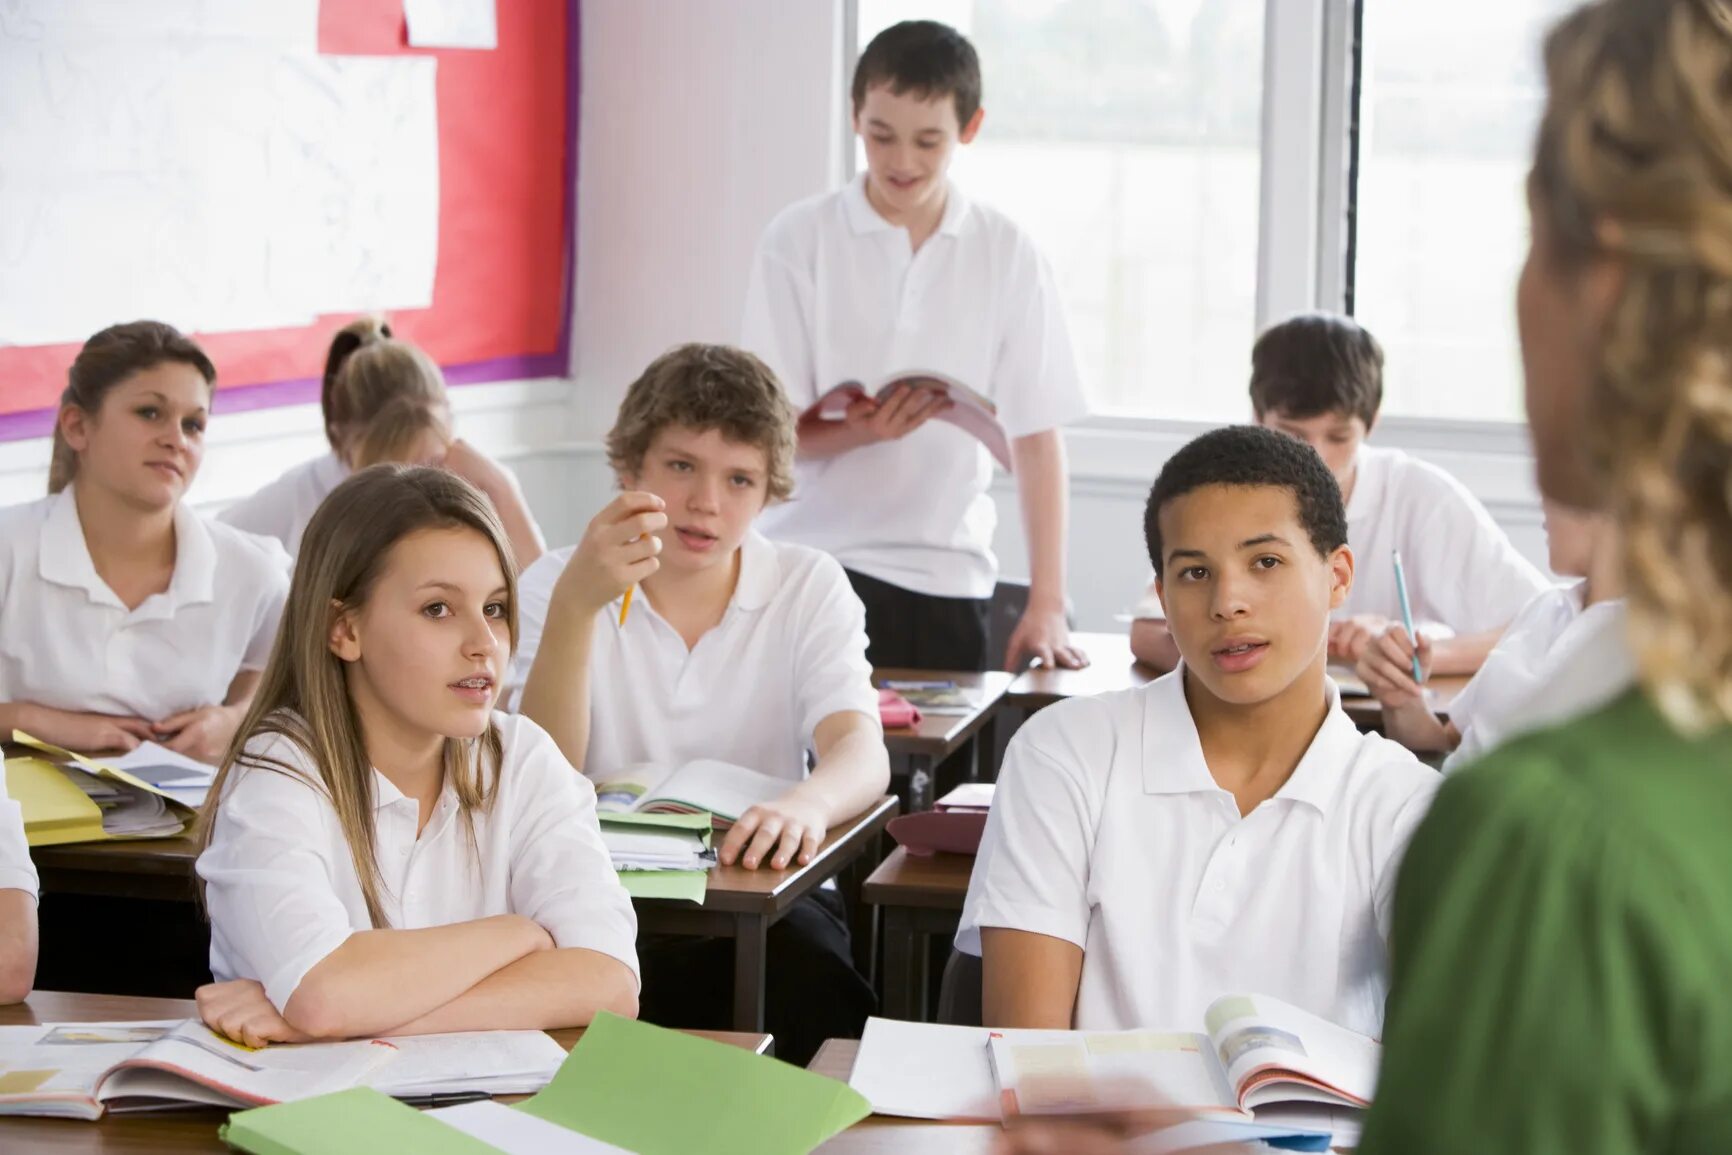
[972, 712, 998, 783]
[882, 906, 916, 1021]
[732, 913, 768, 1037]
[841, 827, 885, 980]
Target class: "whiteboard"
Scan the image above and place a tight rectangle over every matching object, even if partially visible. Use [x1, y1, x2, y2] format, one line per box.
[0, 0, 439, 345]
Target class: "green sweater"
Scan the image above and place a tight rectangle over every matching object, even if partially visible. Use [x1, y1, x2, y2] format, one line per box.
[1359, 690, 1732, 1155]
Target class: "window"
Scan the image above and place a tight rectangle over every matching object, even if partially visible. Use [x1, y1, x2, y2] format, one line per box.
[855, 0, 1265, 421]
[1349, 0, 1578, 422]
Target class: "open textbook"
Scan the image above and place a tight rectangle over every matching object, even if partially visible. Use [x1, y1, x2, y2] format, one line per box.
[590, 759, 787, 831]
[849, 995, 1375, 1147]
[988, 993, 1377, 1119]
[806, 370, 1012, 471]
[0, 1019, 567, 1120]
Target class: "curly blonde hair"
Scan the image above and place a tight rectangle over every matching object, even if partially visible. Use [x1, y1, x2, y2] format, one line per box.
[605, 343, 796, 502]
[1535, 0, 1732, 728]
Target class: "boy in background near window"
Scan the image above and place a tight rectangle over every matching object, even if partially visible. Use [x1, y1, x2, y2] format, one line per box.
[1130, 314, 1546, 675]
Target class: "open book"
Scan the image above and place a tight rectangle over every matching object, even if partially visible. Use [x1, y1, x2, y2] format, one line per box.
[590, 759, 788, 831]
[988, 994, 1377, 1121]
[806, 370, 1011, 471]
[0, 1019, 568, 1120]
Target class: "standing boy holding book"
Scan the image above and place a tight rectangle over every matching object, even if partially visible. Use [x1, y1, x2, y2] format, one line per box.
[742, 20, 1090, 673]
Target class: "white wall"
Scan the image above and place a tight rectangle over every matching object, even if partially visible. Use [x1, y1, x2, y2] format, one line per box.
[569, 0, 847, 437]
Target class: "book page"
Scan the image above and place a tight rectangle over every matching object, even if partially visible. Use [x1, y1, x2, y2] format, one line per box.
[0, 1021, 175, 1114]
[103, 1022, 395, 1108]
[643, 760, 789, 824]
[587, 763, 673, 814]
[988, 1030, 1237, 1117]
[370, 1030, 568, 1096]
[1202, 994, 1380, 1109]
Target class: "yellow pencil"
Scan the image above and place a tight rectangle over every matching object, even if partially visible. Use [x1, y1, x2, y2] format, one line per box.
[619, 585, 635, 626]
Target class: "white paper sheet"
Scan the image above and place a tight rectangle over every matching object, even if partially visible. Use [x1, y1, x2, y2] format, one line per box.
[428, 1101, 632, 1154]
[405, 0, 499, 50]
[0, 2, 438, 345]
[847, 1018, 1000, 1121]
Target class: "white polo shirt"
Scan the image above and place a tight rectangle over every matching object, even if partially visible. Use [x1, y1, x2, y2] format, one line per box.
[1341, 445, 1547, 633]
[0, 772, 38, 900]
[0, 491, 289, 722]
[199, 712, 640, 1012]
[507, 531, 880, 781]
[216, 452, 347, 556]
[741, 175, 1090, 599]
[956, 669, 1440, 1037]
[1443, 587, 1631, 773]
[1129, 445, 1547, 637]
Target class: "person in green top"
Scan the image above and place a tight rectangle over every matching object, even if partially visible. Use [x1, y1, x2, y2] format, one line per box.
[1357, 0, 1732, 1149]
[996, 1, 1732, 1152]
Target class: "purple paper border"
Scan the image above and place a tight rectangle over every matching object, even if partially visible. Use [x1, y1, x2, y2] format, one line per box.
[0, 0, 579, 445]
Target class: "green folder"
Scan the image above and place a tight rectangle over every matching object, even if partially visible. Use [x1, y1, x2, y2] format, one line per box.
[220, 1087, 503, 1154]
[598, 809, 714, 844]
[519, 1012, 871, 1154]
[617, 869, 708, 903]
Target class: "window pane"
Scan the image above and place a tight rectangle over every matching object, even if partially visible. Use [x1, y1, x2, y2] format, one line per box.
[856, 1, 1265, 420]
[1353, 0, 1577, 422]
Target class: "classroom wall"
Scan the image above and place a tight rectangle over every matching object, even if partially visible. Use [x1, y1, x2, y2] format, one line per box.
[0, 0, 1549, 633]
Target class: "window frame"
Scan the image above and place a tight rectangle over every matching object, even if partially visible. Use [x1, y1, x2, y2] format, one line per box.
[841, 0, 1531, 443]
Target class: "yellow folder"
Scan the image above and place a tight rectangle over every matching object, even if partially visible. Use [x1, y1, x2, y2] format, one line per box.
[6, 731, 197, 846]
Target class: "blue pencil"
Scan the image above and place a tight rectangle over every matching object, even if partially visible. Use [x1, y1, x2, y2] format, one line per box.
[1392, 551, 1426, 685]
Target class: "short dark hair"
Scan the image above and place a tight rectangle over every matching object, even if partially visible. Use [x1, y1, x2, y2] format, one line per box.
[1144, 425, 1347, 578]
[852, 21, 982, 127]
[1248, 313, 1384, 427]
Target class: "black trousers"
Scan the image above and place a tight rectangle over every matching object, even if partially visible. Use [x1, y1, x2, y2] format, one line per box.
[845, 569, 991, 672]
[635, 889, 874, 1068]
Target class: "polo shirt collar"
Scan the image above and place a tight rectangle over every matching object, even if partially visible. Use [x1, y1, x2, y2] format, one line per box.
[606, 530, 781, 634]
[731, 530, 779, 613]
[842, 173, 972, 239]
[1140, 665, 1355, 815]
[37, 489, 216, 614]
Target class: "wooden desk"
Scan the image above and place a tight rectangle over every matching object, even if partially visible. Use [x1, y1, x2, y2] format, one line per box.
[861, 848, 974, 1021]
[1004, 631, 1467, 731]
[0, 991, 769, 1154]
[811, 1038, 997, 1154]
[876, 669, 1014, 811]
[632, 795, 898, 1033]
[27, 798, 900, 1036]
[1004, 631, 1153, 710]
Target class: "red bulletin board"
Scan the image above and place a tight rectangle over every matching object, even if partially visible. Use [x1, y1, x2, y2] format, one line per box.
[0, 0, 576, 440]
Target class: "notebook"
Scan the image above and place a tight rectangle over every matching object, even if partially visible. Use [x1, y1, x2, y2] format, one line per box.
[6, 731, 200, 844]
[0, 1019, 567, 1119]
[806, 370, 1011, 470]
[589, 759, 787, 831]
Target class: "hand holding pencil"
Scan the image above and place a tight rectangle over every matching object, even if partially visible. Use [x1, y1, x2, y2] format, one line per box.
[551, 491, 667, 620]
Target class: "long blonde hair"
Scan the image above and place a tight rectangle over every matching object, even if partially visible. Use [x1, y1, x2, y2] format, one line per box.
[199, 465, 519, 927]
[1534, 0, 1732, 728]
[323, 324, 452, 468]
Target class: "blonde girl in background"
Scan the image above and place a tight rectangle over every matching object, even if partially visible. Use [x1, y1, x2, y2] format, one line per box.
[195, 465, 636, 1046]
[220, 317, 546, 567]
[0, 321, 289, 762]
